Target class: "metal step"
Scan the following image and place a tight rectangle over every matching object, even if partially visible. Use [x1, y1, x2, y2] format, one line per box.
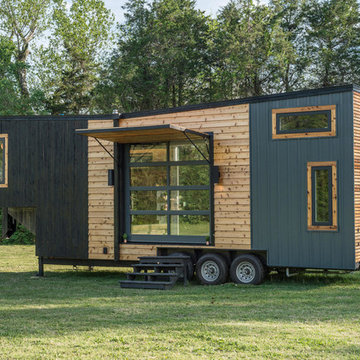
[138, 255, 191, 263]
[120, 255, 191, 290]
[120, 280, 175, 290]
[132, 263, 184, 269]
[127, 272, 179, 278]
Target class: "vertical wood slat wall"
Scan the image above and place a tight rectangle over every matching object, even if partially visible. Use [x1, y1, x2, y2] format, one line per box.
[88, 119, 115, 260]
[118, 104, 251, 261]
[354, 92, 360, 263]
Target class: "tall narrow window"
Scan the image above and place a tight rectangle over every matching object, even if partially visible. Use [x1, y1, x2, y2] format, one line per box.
[272, 105, 336, 139]
[0, 134, 8, 188]
[307, 162, 337, 231]
[126, 140, 211, 244]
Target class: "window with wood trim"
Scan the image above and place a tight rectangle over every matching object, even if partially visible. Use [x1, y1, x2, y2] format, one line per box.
[125, 140, 212, 244]
[307, 162, 337, 231]
[0, 134, 8, 188]
[272, 105, 336, 139]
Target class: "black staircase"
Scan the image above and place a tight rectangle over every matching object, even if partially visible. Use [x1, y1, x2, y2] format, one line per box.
[120, 255, 191, 290]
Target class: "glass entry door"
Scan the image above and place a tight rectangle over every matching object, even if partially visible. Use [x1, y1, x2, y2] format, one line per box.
[125, 140, 211, 244]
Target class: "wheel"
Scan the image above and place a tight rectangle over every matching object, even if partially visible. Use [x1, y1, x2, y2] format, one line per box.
[196, 253, 228, 285]
[230, 254, 265, 285]
[170, 252, 194, 281]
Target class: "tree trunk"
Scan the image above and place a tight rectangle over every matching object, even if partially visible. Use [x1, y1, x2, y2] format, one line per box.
[16, 45, 30, 98]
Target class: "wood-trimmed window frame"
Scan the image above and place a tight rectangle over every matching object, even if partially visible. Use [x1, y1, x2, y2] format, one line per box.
[307, 161, 337, 231]
[0, 134, 8, 188]
[272, 105, 336, 139]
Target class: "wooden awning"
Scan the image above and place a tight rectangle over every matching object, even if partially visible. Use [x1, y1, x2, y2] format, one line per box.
[76, 124, 209, 144]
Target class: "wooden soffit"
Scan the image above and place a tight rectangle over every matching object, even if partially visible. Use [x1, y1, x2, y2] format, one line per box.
[76, 124, 209, 144]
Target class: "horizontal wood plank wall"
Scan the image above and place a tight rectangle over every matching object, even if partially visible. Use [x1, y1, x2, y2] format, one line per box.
[354, 92, 360, 263]
[119, 104, 251, 261]
[88, 120, 115, 260]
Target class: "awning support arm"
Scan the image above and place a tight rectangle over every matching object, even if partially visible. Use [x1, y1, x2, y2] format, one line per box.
[94, 138, 118, 163]
[184, 130, 211, 164]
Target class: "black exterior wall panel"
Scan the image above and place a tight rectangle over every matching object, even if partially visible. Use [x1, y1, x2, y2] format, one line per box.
[0, 117, 90, 259]
[251, 91, 355, 269]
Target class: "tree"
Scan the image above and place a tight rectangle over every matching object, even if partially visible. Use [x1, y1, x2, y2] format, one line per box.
[268, 0, 309, 92]
[0, 0, 51, 97]
[99, 0, 212, 113]
[213, 0, 303, 98]
[0, 36, 45, 115]
[36, 0, 114, 114]
[304, 0, 360, 87]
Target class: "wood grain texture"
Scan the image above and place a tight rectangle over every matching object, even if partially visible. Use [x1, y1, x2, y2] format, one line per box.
[307, 161, 337, 231]
[354, 92, 360, 263]
[88, 120, 115, 260]
[272, 105, 336, 139]
[118, 104, 251, 261]
[0, 134, 8, 188]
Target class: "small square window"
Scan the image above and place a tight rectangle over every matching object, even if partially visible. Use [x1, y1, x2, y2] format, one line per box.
[307, 161, 337, 231]
[272, 105, 336, 139]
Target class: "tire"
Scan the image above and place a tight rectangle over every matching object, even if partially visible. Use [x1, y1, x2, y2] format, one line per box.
[196, 253, 228, 285]
[170, 252, 194, 281]
[230, 254, 265, 285]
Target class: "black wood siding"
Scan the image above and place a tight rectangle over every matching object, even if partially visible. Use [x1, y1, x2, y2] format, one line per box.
[0, 116, 90, 259]
[250, 90, 355, 270]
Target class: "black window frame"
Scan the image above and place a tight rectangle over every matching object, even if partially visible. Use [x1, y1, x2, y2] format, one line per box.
[124, 139, 214, 245]
[276, 110, 332, 134]
[311, 166, 333, 227]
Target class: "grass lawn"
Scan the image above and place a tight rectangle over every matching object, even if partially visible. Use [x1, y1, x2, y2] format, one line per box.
[1, 246, 360, 359]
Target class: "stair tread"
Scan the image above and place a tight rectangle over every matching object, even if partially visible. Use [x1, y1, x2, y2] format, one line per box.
[132, 263, 184, 268]
[120, 280, 174, 285]
[139, 256, 190, 260]
[127, 272, 179, 277]
[120, 283, 172, 290]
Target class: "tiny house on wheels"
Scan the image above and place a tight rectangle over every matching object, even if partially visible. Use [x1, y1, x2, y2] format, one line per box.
[1, 84, 360, 287]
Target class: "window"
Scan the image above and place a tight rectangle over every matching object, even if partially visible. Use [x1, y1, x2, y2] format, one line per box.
[307, 162, 337, 231]
[126, 140, 211, 244]
[272, 105, 336, 139]
[0, 134, 8, 188]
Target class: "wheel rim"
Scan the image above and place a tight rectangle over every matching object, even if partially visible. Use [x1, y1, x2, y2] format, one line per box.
[201, 260, 220, 282]
[236, 261, 256, 283]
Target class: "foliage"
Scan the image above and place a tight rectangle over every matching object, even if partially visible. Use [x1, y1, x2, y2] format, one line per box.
[36, 0, 114, 114]
[0, 0, 359, 112]
[1, 224, 35, 245]
[98, 0, 212, 112]
[304, 0, 360, 87]
[0, 209, 35, 245]
[0, 0, 51, 98]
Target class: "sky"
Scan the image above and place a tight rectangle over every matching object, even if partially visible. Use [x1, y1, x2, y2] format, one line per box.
[101, 0, 267, 23]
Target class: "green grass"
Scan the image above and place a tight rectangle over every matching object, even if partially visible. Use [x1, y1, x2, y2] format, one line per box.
[1, 246, 360, 359]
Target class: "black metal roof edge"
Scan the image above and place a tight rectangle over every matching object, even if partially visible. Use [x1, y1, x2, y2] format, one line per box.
[0, 113, 119, 121]
[120, 84, 358, 119]
[353, 83, 360, 92]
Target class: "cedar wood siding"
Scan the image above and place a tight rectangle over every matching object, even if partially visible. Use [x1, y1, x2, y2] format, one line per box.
[354, 91, 360, 264]
[251, 90, 355, 270]
[88, 119, 115, 260]
[85, 105, 251, 261]
[118, 104, 251, 261]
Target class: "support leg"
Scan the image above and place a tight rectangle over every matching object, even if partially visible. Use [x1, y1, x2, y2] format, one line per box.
[37, 257, 44, 277]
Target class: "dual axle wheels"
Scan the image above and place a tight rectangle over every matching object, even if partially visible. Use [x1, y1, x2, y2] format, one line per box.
[196, 253, 265, 285]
